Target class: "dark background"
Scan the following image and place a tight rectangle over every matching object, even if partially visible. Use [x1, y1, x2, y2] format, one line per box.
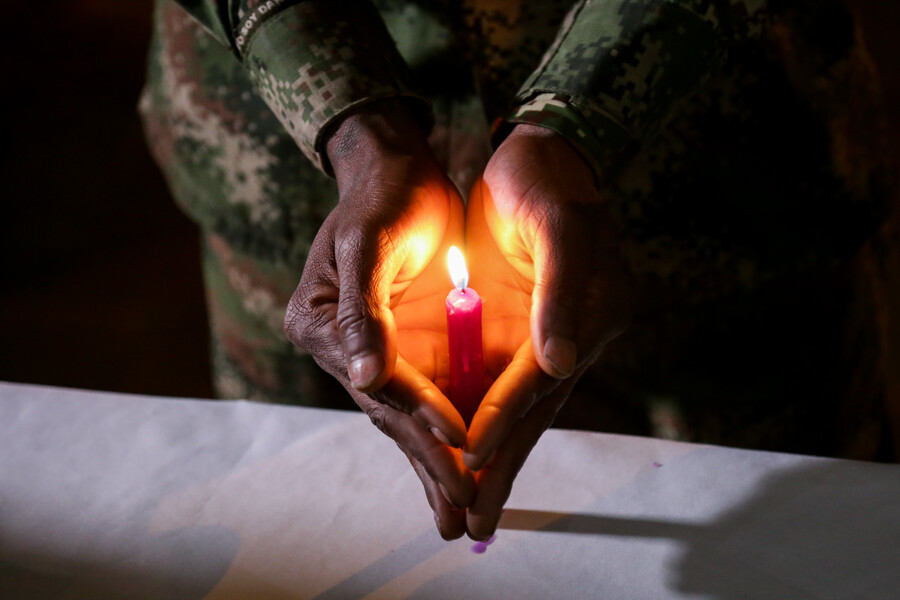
[1, 0, 214, 398]
[1, 0, 899, 405]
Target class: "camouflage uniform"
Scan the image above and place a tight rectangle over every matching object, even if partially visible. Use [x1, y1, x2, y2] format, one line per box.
[140, 0, 893, 458]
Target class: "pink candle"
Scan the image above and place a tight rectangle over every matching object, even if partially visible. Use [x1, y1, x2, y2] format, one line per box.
[446, 246, 484, 426]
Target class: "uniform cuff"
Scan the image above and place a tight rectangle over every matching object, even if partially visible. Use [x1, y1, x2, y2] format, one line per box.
[497, 93, 633, 183]
[241, 0, 432, 173]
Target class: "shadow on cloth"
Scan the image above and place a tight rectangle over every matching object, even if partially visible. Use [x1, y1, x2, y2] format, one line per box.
[500, 460, 900, 599]
[0, 525, 238, 600]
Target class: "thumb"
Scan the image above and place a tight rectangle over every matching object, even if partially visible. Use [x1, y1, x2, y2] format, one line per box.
[531, 201, 630, 379]
[335, 232, 397, 392]
[530, 202, 594, 379]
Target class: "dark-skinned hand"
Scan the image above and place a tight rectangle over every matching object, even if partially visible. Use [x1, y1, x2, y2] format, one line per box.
[462, 124, 631, 540]
[283, 99, 474, 539]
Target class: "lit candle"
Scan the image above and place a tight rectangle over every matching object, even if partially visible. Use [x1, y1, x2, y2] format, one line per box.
[446, 246, 484, 426]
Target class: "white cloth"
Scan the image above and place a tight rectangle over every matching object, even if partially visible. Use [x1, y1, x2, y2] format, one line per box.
[1, 381, 898, 599]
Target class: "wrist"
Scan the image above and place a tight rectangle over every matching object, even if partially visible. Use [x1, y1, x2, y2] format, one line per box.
[324, 98, 431, 175]
[492, 123, 597, 193]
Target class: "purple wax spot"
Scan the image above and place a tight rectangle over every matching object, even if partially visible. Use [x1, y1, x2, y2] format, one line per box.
[471, 534, 497, 554]
[653, 462, 663, 468]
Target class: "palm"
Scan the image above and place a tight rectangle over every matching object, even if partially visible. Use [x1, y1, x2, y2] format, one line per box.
[455, 128, 631, 541]
[464, 178, 533, 386]
[390, 199, 465, 393]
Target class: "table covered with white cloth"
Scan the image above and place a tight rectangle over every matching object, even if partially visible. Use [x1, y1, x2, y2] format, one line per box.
[1, 381, 898, 599]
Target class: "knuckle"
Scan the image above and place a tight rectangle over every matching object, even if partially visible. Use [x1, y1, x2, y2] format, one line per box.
[284, 299, 314, 348]
[284, 297, 324, 353]
[371, 388, 403, 414]
[335, 301, 371, 344]
[294, 318, 324, 355]
[373, 378, 430, 416]
[284, 284, 350, 377]
[334, 224, 368, 261]
[283, 297, 302, 343]
[366, 404, 390, 436]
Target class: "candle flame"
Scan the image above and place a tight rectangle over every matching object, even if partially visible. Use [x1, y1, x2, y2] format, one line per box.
[447, 246, 469, 290]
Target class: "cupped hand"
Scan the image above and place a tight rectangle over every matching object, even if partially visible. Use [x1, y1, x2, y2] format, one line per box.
[283, 99, 474, 539]
[463, 124, 631, 539]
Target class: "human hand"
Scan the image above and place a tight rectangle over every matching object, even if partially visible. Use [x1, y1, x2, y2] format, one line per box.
[283, 99, 474, 539]
[463, 124, 631, 539]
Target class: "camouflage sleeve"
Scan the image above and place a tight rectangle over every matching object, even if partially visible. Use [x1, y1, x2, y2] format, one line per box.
[502, 0, 767, 179]
[170, 0, 431, 173]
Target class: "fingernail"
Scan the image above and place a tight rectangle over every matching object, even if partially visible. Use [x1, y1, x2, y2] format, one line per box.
[470, 530, 494, 543]
[463, 447, 495, 472]
[429, 426, 453, 446]
[542, 336, 576, 378]
[438, 483, 459, 509]
[348, 353, 384, 390]
[463, 450, 481, 471]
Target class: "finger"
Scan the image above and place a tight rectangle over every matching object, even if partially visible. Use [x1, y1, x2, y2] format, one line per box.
[284, 287, 344, 378]
[284, 228, 348, 376]
[373, 356, 468, 448]
[355, 390, 476, 509]
[334, 225, 397, 392]
[540, 203, 632, 380]
[466, 377, 579, 540]
[408, 454, 467, 540]
[463, 338, 560, 472]
[530, 201, 596, 379]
